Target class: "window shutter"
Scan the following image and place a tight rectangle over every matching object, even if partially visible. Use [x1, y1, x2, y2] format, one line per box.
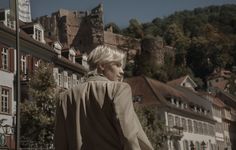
[9, 48, 14, 72]
[27, 55, 33, 75]
[0, 48, 2, 69]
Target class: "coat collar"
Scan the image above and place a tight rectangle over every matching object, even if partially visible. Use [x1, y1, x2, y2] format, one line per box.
[86, 74, 110, 82]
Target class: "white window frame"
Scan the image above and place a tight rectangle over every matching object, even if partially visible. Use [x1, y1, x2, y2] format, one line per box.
[68, 76, 72, 89]
[7, 18, 15, 29]
[168, 114, 174, 127]
[35, 28, 42, 41]
[188, 119, 193, 133]
[1, 87, 10, 114]
[58, 73, 63, 87]
[182, 118, 187, 131]
[175, 116, 180, 127]
[2, 48, 8, 70]
[21, 55, 27, 75]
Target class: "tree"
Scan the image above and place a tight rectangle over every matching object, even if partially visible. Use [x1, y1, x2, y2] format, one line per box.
[135, 105, 168, 150]
[123, 19, 144, 39]
[20, 62, 57, 148]
[228, 73, 236, 96]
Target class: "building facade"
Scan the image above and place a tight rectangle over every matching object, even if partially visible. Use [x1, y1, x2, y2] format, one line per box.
[126, 76, 216, 150]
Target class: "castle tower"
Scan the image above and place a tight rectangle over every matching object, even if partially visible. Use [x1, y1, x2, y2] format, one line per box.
[18, 0, 32, 22]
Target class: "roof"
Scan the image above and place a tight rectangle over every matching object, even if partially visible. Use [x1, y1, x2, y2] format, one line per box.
[167, 75, 188, 86]
[172, 85, 212, 110]
[126, 76, 211, 109]
[209, 80, 228, 90]
[167, 75, 197, 88]
[145, 77, 187, 100]
[218, 90, 236, 103]
[125, 76, 215, 122]
[0, 23, 54, 53]
[125, 76, 165, 106]
[0, 24, 87, 74]
[208, 69, 231, 80]
[198, 92, 225, 108]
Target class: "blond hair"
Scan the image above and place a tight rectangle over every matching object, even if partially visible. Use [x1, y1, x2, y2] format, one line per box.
[87, 45, 126, 71]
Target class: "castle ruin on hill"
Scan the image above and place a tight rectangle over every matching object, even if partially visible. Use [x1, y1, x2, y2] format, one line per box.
[35, 4, 174, 65]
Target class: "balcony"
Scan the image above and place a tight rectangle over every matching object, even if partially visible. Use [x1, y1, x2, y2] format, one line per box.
[222, 110, 232, 121]
[165, 126, 184, 140]
[231, 114, 236, 121]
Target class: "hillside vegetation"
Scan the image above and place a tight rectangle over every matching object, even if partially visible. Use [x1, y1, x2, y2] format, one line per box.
[106, 4, 236, 88]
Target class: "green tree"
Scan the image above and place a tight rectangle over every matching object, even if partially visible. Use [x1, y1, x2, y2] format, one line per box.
[135, 105, 167, 150]
[123, 19, 144, 39]
[228, 74, 236, 96]
[20, 62, 56, 148]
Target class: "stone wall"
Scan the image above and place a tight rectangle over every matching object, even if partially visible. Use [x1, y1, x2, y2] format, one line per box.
[104, 31, 141, 62]
[36, 9, 86, 49]
[141, 37, 175, 67]
[72, 4, 104, 53]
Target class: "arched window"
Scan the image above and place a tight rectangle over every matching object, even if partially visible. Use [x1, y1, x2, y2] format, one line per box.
[195, 141, 200, 150]
[183, 140, 189, 150]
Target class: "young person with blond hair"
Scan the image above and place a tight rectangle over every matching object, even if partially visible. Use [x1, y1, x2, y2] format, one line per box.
[55, 45, 153, 150]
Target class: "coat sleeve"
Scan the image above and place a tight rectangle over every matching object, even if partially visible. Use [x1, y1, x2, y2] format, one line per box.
[113, 83, 153, 150]
[54, 93, 68, 150]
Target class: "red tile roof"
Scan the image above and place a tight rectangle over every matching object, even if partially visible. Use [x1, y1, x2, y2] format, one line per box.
[167, 75, 188, 86]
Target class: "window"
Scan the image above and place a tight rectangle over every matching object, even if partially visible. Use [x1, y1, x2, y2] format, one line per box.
[182, 118, 187, 131]
[133, 95, 143, 103]
[58, 73, 63, 87]
[1, 87, 10, 113]
[7, 19, 15, 29]
[35, 28, 42, 41]
[195, 141, 200, 150]
[183, 140, 189, 150]
[69, 54, 75, 63]
[194, 121, 198, 133]
[209, 125, 214, 136]
[199, 122, 203, 134]
[188, 119, 193, 133]
[1, 48, 8, 70]
[203, 123, 207, 135]
[68, 76, 72, 89]
[175, 116, 180, 127]
[21, 55, 27, 75]
[168, 114, 174, 127]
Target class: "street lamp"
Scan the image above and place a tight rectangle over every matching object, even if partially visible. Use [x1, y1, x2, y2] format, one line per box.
[2, 124, 14, 135]
[0, 124, 14, 150]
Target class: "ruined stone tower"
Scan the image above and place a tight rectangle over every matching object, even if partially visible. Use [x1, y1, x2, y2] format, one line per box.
[35, 4, 104, 53]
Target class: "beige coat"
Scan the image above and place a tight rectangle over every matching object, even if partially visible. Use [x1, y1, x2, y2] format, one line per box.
[55, 75, 153, 150]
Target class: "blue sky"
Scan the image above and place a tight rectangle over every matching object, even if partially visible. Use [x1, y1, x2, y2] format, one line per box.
[1, 0, 236, 28]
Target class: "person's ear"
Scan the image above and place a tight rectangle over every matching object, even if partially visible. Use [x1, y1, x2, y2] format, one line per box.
[97, 64, 105, 73]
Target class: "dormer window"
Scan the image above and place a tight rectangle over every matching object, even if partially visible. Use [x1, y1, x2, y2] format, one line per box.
[35, 28, 42, 41]
[68, 48, 76, 63]
[0, 9, 15, 30]
[52, 42, 62, 57]
[133, 95, 143, 103]
[7, 18, 15, 29]
[69, 53, 75, 62]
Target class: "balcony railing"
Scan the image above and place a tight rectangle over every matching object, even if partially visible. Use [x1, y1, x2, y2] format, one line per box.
[165, 126, 184, 140]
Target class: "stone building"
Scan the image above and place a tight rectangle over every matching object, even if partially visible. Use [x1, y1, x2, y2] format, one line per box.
[35, 4, 142, 63]
[35, 4, 104, 54]
[141, 36, 175, 67]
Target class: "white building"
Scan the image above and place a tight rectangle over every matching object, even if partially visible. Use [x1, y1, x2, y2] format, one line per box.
[126, 76, 216, 150]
